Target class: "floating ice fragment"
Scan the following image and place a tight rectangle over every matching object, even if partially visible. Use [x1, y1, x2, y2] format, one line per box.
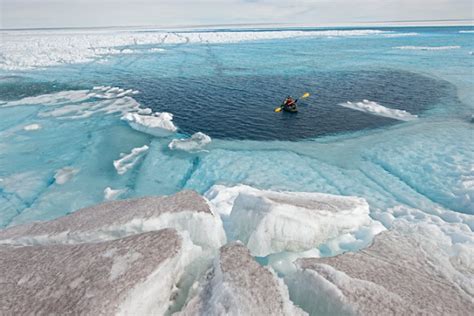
[339, 100, 418, 121]
[54, 167, 79, 185]
[121, 112, 177, 137]
[23, 124, 42, 131]
[104, 187, 126, 201]
[395, 45, 461, 50]
[113, 145, 149, 175]
[168, 132, 211, 152]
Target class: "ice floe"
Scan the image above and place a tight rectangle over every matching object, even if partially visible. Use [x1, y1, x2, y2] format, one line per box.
[206, 185, 384, 257]
[113, 145, 149, 175]
[286, 218, 474, 315]
[1, 29, 412, 70]
[178, 242, 306, 316]
[169, 132, 212, 152]
[0, 229, 201, 315]
[395, 45, 461, 50]
[121, 112, 178, 137]
[54, 167, 79, 185]
[23, 123, 42, 131]
[339, 100, 418, 121]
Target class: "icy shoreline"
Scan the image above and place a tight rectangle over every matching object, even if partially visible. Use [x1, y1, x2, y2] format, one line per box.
[1, 187, 472, 315]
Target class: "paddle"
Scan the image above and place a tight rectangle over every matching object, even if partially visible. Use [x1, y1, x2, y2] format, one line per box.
[274, 92, 311, 112]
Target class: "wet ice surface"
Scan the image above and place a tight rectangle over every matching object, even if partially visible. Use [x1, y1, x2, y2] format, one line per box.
[0, 26, 473, 314]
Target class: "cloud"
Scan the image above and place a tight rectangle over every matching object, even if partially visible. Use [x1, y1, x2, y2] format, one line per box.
[0, 0, 472, 29]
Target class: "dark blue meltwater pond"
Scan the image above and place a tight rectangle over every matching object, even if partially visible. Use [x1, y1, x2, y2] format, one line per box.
[133, 70, 459, 140]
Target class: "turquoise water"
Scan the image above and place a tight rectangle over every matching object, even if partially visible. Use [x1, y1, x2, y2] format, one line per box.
[0, 26, 473, 226]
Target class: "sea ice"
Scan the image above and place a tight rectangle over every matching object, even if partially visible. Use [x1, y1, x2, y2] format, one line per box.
[169, 132, 212, 152]
[339, 100, 418, 121]
[178, 242, 306, 316]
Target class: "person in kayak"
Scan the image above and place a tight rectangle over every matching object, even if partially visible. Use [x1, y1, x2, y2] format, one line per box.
[282, 96, 297, 112]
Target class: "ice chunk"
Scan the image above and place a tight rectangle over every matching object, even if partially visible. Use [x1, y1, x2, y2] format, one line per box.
[287, 224, 474, 315]
[103, 187, 126, 201]
[339, 100, 418, 121]
[169, 132, 212, 152]
[113, 145, 149, 175]
[206, 185, 384, 257]
[121, 112, 177, 137]
[23, 123, 42, 131]
[0, 229, 201, 315]
[179, 242, 306, 316]
[0, 191, 226, 251]
[54, 167, 79, 185]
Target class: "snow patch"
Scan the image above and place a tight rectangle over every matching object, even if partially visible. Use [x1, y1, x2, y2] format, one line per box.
[121, 112, 178, 137]
[113, 145, 149, 175]
[339, 100, 418, 121]
[168, 132, 211, 152]
[54, 167, 79, 185]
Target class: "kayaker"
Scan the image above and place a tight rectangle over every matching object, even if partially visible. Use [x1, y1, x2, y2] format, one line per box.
[284, 96, 296, 107]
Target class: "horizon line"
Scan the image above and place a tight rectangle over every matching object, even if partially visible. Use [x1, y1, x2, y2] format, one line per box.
[1, 18, 473, 32]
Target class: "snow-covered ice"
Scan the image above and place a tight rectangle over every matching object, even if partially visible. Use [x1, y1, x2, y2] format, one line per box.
[339, 100, 418, 121]
[169, 132, 212, 152]
[0, 29, 411, 70]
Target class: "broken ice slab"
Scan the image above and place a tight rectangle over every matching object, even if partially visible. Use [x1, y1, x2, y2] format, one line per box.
[0, 190, 226, 250]
[0, 229, 199, 315]
[179, 242, 306, 316]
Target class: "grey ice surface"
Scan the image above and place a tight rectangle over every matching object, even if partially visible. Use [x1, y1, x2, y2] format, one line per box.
[0, 229, 181, 315]
[0, 190, 209, 244]
[180, 242, 305, 316]
[296, 229, 474, 316]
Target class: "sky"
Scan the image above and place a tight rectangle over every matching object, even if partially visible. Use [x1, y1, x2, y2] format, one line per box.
[1, 0, 473, 29]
